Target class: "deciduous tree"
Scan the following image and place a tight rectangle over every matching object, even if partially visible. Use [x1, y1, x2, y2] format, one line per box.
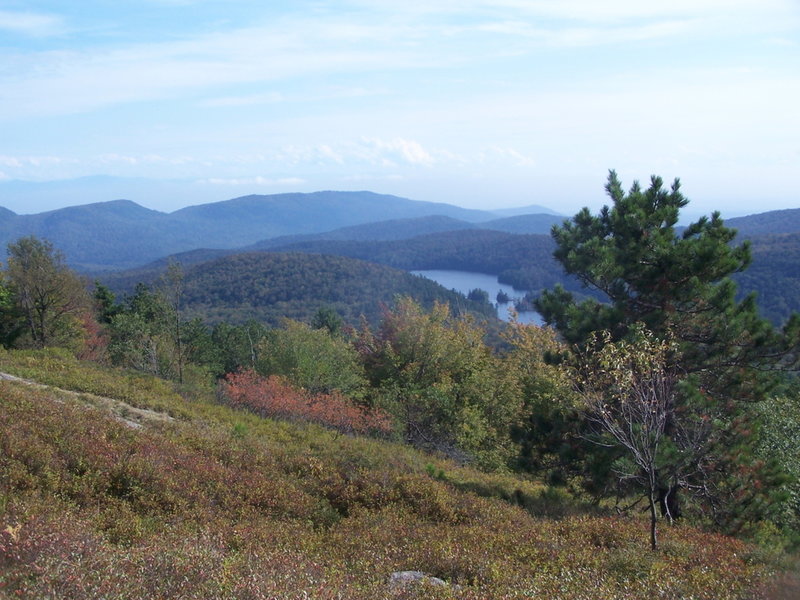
[355, 297, 522, 469]
[257, 318, 368, 398]
[5, 236, 90, 349]
[574, 325, 678, 550]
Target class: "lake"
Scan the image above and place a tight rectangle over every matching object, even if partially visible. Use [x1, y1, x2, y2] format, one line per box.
[411, 269, 544, 326]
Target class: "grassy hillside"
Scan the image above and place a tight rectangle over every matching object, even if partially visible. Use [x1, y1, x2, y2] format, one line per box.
[0, 348, 779, 599]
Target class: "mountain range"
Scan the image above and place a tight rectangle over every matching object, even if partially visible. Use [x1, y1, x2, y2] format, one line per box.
[3, 191, 799, 325]
[0, 192, 562, 270]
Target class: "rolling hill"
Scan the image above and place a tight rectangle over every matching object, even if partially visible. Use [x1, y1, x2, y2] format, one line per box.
[247, 212, 566, 250]
[253, 227, 800, 324]
[100, 251, 498, 327]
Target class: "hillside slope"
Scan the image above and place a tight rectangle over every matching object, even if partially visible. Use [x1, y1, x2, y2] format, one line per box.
[260, 230, 583, 295]
[258, 227, 800, 324]
[733, 231, 800, 324]
[0, 348, 774, 599]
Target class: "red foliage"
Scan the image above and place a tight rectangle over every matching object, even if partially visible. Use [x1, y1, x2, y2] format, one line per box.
[76, 311, 109, 362]
[221, 369, 392, 436]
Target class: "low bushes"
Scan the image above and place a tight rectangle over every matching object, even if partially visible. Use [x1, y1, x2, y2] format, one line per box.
[220, 368, 392, 436]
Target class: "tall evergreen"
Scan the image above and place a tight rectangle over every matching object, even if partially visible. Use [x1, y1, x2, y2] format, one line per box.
[536, 171, 800, 530]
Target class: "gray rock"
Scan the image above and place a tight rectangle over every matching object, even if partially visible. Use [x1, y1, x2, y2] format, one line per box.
[389, 570, 448, 589]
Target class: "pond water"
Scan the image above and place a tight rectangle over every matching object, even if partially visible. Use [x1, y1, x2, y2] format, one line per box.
[411, 269, 544, 326]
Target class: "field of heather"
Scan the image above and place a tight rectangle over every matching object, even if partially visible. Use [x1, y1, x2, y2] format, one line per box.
[0, 349, 782, 599]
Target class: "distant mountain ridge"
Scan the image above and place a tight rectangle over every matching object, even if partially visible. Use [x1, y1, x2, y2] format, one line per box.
[724, 208, 800, 237]
[0, 191, 498, 270]
[0, 191, 574, 270]
[84, 199, 800, 326]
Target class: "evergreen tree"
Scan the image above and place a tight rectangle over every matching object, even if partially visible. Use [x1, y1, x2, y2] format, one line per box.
[93, 281, 122, 324]
[536, 171, 800, 530]
[311, 305, 344, 336]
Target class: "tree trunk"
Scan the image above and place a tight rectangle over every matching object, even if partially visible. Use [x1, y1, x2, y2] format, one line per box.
[658, 484, 681, 523]
[649, 486, 659, 551]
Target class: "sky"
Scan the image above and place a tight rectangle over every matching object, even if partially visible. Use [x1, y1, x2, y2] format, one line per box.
[0, 0, 799, 217]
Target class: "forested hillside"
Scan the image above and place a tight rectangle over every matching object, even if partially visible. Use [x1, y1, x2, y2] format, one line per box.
[102, 251, 497, 327]
[734, 232, 800, 324]
[257, 225, 800, 324]
[726, 208, 800, 236]
[259, 229, 583, 294]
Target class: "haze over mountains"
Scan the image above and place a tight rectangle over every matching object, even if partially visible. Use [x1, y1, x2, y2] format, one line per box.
[0, 191, 560, 270]
[2, 190, 799, 325]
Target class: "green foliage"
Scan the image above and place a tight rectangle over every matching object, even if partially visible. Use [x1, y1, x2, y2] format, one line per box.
[756, 392, 800, 545]
[356, 297, 522, 469]
[208, 319, 269, 376]
[733, 232, 800, 325]
[107, 280, 219, 383]
[311, 305, 344, 336]
[536, 171, 800, 533]
[0, 272, 24, 347]
[573, 325, 681, 549]
[138, 251, 497, 327]
[4, 236, 92, 350]
[93, 281, 121, 324]
[107, 284, 174, 377]
[467, 288, 490, 304]
[500, 320, 580, 485]
[267, 228, 579, 296]
[256, 319, 368, 397]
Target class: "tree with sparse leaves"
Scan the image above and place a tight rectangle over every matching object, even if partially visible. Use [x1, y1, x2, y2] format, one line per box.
[573, 325, 678, 550]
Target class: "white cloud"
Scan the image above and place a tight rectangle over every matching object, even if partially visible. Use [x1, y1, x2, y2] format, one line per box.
[0, 10, 438, 120]
[483, 147, 536, 167]
[361, 137, 435, 166]
[0, 10, 64, 37]
[0, 155, 76, 168]
[2, 0, 795, 120]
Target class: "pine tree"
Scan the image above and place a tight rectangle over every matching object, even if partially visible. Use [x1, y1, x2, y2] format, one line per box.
[536, 171, 800, 530]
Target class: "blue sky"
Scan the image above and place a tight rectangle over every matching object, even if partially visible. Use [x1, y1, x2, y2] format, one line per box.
[1, 0, 798, 217]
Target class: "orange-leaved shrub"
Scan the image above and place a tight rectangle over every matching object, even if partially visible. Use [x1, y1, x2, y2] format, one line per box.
[220, 369, 392, 436]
